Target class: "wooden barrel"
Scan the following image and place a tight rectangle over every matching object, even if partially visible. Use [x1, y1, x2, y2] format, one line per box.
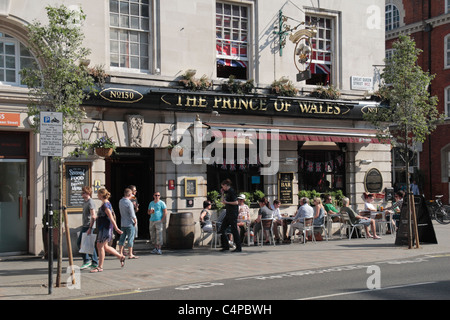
[167, 212, 195, 249]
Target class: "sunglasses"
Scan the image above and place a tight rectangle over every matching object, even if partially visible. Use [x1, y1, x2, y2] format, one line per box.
[154, 194, 161, 197]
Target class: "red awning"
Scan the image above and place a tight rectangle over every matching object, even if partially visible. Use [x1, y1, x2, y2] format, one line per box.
[207, 123, 381, 144]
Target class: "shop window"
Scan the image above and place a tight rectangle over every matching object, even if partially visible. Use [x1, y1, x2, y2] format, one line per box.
[298, 147, 345, 193]
[216, 1, 249, 80]
[109, 0, 150, 71]
[305, 15, 333, 86]
[0, 33, 37, 86]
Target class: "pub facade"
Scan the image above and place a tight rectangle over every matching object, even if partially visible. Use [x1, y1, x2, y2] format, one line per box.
[0, 0, 389, 255]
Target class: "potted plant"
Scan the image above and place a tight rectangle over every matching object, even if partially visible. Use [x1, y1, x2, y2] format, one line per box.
[270, 77, 298, 97]
[179, 69, 212, 91]
[92, 136, 116, 157]
[167, 142, 184, 156]
[222, 75, 255, 94]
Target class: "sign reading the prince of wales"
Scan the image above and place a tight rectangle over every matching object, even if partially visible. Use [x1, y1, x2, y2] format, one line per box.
[89, 86, 380, 120]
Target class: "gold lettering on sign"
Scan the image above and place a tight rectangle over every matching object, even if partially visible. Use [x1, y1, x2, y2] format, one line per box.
[100, 88, 143, 104]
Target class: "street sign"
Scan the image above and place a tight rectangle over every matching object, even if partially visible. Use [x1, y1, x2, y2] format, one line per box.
[40, 112, 63, 157]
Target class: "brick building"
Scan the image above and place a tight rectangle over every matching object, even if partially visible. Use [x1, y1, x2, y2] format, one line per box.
[385, 0, 450, 202]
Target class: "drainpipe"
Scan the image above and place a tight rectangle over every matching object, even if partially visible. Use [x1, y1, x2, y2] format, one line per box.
[426, 0, 433, 197]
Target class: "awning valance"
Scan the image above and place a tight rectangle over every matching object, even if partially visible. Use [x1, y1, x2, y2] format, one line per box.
[206, 123, 381, 144]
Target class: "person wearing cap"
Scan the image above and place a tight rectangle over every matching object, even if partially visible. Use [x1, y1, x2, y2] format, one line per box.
[237, 194, 250, 244]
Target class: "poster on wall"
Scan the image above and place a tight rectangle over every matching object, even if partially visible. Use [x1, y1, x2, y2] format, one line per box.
[63, 163, 91, 213]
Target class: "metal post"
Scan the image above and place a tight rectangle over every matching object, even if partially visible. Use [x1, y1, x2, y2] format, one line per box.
[47, 156, 53, 294]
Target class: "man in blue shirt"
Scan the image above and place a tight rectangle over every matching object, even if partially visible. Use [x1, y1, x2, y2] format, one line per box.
[148, 192, 167, 254]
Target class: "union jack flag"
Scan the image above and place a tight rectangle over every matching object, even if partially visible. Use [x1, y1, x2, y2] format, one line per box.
[216, 34, 248, 68]
[309, 39, 331, 83]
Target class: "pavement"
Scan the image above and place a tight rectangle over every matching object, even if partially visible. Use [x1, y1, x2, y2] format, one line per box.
[1, 222, 450, 300]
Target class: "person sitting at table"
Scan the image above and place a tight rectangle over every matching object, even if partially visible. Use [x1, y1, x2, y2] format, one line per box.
[252, 197, 273, 245]
[200, 200, 213, 233]
[288, 197, 314, 242]
[341, 197, 381, 239]
[364, 193, 377, 212]
[324, 194, 339, 221]
[237, 194, 250, 244]
[385, 190, 404, 232]
[271, 199, 284, 244]
[313, 197, 325, 226]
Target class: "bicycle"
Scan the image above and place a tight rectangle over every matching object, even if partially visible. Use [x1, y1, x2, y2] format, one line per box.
[425, 195, 450, 225]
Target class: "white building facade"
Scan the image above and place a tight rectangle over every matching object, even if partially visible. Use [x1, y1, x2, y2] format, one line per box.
[0, 0, 389, 256]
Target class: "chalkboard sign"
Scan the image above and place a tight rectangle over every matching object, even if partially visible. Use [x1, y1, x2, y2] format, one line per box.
[278, 172, 294, 205]
[395, 195, 437, 246]
[63, 163, 91, 212]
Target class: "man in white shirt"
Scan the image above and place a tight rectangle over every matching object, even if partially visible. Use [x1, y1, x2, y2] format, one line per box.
[271, 199, 284, 243]
[288, 197, 314, 239]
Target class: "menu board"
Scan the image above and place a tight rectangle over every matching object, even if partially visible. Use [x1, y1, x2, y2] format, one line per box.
[278, 172, 294, 205]
[395, 195, 437, 246]
[63, 163, 91, 212]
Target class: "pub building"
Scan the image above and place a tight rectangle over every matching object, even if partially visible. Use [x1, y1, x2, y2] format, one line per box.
[0, 0, 389, 256]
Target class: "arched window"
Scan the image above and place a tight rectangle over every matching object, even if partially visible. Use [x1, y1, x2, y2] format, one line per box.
[385, 4, 400, 31]
[0, 32, 37, 85]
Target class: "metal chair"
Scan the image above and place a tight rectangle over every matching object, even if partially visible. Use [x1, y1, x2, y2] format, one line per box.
[256, 218, 275, 246]
[302, 218, 316, 244]
[340, 212, 367, 239]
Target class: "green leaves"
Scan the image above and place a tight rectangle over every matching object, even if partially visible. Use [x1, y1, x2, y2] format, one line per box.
[365, 35, 443, 145]
[21, 4, 95, 142]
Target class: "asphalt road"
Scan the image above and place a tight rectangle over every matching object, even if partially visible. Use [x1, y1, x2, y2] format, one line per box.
[86, 253, 450, 302]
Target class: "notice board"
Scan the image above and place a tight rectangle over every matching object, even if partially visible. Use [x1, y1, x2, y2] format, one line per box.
[278, 172, 294, 205]
[63, 163, 91, 212]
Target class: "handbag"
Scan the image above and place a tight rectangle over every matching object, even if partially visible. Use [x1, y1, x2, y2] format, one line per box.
[79, 232, 96, 254]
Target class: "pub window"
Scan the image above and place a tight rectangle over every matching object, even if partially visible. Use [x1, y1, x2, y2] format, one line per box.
[305, 15, 333, 86]
[206, 142, 264, 196]
[109, 0, 150, 71]
[216, 1, 249, 80]
[0, 33, 37, 86]
[298, 143, 345, 193]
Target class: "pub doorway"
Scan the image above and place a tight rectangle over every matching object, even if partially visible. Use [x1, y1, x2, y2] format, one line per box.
[106, 148, 154, 239]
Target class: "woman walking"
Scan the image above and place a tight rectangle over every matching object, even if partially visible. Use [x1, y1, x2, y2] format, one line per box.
[91, 188, 125, 273]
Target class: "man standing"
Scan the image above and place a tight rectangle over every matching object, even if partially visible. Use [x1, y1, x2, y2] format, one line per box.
[118, 188, 138, 259]
[78, 186, 98, 270]
[219, 179, 242, 252]
[148, 192, 167, 255]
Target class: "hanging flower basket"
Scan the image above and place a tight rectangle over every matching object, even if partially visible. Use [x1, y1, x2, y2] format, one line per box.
[91, 136, 116, 157]
[95, 147, 114, 157]
[168, 146, 184, 157]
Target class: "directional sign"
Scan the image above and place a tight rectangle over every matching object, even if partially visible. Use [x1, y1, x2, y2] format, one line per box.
[40, 112, 63, 157]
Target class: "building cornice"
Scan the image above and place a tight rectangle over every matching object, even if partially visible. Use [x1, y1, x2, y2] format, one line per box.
[386, 13, 450, 41]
